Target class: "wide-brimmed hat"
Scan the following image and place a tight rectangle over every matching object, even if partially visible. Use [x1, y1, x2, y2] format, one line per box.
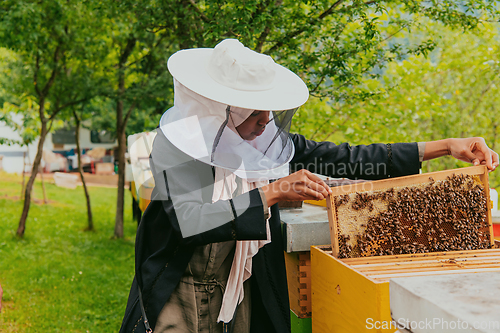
[167, 39, 309, 111]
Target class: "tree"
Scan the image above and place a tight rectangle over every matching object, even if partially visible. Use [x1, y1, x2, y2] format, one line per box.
[0, 48, 41, 148]
[0, 0, 105, 237]
[92, 1, 174, 238]
[72, 107, 94, 231]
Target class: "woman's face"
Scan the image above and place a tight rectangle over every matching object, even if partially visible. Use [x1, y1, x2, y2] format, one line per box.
[236, 110, 270, 141]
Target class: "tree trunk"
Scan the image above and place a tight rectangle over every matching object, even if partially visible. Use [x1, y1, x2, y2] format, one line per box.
[114, 100, 126, 238]
[40, 165, 48, 204]
[21, 151, 26, 200]
[17, 119, 48, 237]
[113, 37, 136, 238]
[74, 112, 93, 231]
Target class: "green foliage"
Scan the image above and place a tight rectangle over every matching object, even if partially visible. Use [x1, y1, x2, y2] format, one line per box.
[0, 173, 136, 331]
[2, 0, 499, 141]
[0, 0, 112, 132]
[0, 97, 40, 146]
[91, 0, 499, 125]
[80, 0, 176, 132]
[296, 19, 500, 187]
[0, 48, 40, 146]
[161, 0, 497, 101]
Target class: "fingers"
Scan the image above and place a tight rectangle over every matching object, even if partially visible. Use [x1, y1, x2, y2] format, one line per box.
[299, 178, 330, 200]
[473, 139, 493, 170]
[275, 170, 332, 202]
[301, 170, 332, 199]
[458, 140, 482, 167]
[451, 138, 498, 171]
[304, 171, 332, 196]
[492, 149, 499, 170]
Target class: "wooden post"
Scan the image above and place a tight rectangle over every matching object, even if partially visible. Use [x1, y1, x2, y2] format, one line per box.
[326, 194, 339, 258]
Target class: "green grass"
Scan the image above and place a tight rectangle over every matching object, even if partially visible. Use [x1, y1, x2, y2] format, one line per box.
[0, 172, 138, 332]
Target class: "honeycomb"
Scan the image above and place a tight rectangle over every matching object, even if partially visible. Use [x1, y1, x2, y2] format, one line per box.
[333, 173, 493, 258]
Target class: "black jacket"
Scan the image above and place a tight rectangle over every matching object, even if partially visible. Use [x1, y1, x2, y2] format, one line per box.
[119, 131, 420, 333]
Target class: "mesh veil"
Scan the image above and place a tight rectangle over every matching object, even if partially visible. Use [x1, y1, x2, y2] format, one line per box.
[159, 79, 297, 181]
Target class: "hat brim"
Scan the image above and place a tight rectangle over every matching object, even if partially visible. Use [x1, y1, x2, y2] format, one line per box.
[167, 48, 309, 111]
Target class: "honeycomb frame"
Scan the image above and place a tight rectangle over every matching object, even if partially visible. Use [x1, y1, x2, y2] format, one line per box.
[326, 166, 494, 258]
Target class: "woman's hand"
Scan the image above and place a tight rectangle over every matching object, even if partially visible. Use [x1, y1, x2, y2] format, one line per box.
[261, 169, 332, 207]
[448, 138, 499, 170]
[424, 137, 499, 171]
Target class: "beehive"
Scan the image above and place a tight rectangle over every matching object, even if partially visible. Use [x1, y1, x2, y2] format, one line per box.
[311, 245, 500, 333]
[326, 166, 494, 258]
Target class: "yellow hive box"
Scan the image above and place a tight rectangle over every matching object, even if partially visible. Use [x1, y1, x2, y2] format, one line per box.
[311, 245, 500, 333]
[130, 180, 154, 212]
[138, 186, 153, 212]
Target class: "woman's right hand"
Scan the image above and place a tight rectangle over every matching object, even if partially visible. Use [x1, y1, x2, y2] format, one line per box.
[261, 169, 332, 207]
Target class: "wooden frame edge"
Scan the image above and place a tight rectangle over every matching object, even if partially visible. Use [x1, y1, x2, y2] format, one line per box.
[326, 194, 339, 258]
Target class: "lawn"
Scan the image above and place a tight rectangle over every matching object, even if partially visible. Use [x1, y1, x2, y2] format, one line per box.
[0, 172, 138, 332]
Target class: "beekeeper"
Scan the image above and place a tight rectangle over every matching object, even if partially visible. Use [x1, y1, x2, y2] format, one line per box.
[120, 39, 498, 333]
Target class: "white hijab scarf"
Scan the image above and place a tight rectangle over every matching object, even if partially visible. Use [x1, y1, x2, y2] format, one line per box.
[212, 108, 272, 324]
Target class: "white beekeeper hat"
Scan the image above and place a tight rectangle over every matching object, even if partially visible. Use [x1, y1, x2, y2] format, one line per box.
[167, 39, 309, 110]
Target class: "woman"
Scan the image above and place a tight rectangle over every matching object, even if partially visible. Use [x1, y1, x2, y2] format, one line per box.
[120, 39, 498, 333]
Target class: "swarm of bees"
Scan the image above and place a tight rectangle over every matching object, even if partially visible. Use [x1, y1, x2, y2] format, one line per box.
[335, 174, 492, 259]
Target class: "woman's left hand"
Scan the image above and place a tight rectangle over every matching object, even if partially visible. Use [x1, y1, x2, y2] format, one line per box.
[424, 137, 499, 171]
[448, 137, 499, 171]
